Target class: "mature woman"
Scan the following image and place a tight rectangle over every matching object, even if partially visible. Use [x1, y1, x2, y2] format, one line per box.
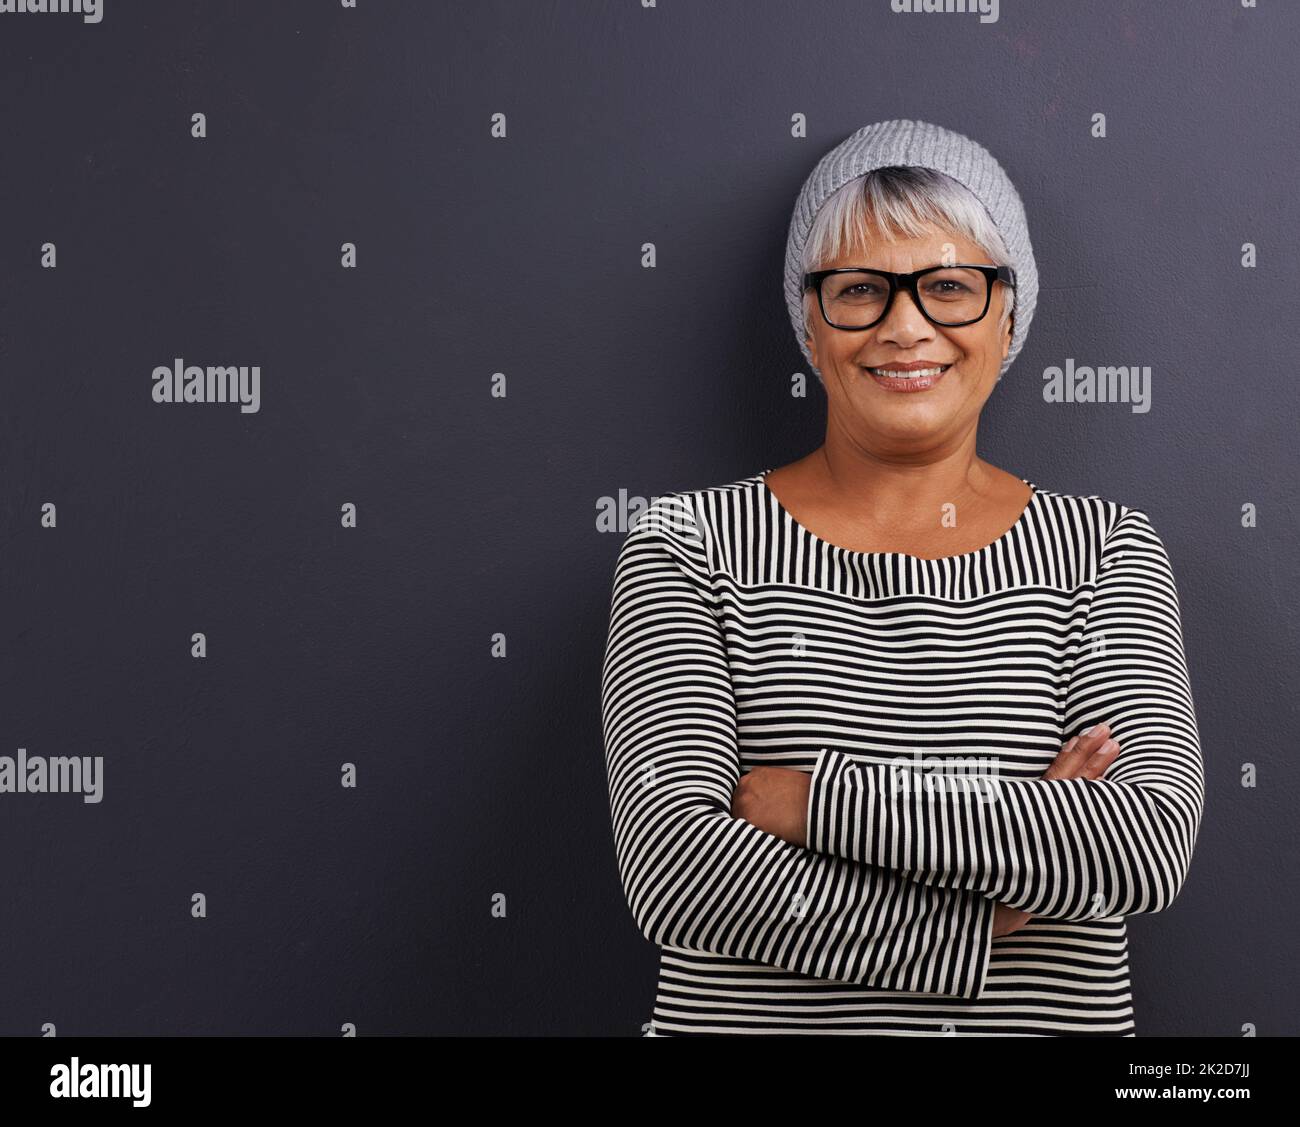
[600, 119, 1204, 1036]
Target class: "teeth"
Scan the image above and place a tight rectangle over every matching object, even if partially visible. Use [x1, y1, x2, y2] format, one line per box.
[869, 365, 947, 378]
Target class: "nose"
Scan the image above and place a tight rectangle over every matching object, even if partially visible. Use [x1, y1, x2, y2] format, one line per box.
[875, 286, 936, 347]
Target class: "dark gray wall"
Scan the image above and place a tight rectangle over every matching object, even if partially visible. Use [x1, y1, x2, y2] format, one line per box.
[0, 0, 1293, 1036]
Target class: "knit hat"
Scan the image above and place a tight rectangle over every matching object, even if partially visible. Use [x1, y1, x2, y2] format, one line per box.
[783, 119, 1038, 384]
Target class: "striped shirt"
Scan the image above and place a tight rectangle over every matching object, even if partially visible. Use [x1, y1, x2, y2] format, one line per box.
[600, 470, 1204, 1036]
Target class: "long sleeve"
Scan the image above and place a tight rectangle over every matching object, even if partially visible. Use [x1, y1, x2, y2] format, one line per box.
[601, 494, 996, 997]
[805, 506, 1205, 921]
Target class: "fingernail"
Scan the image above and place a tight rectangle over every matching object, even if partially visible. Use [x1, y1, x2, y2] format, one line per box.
[1101, 739, 1119, 754]
[1082, 725, 1097, 737]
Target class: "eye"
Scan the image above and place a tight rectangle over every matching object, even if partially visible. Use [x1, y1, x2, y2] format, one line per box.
[925, 279, 973, 295]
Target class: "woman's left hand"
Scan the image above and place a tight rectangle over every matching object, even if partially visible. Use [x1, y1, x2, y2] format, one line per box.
[731, 766, 811, 846]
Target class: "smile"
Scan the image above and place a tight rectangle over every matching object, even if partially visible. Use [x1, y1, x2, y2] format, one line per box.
[867, 365, 949, 378]
[864, 364, 952, 391]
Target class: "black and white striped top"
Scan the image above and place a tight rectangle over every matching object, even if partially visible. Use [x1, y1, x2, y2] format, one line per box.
[600, 470, 1203, 1036]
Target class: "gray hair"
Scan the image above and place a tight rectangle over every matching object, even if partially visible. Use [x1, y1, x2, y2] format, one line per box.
[799, 165, 1014, 347]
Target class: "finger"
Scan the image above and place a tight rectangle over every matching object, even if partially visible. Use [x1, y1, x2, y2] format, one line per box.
[1045, 725, 1104, 779]
[1081, 738, 1120, 780]
[1042, 736, 1081, 780]
[1065, 722, 1112, 764]
[1006, 909, 1033, 936]
[1076, 721, 1111, 748]
[1044, 723, 1111, 780]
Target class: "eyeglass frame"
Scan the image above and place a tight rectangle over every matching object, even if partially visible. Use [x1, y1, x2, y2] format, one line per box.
[803, 264, 1016, 331]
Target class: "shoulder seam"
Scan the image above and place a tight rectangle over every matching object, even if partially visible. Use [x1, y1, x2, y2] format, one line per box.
[1097, 503, 1152, 576]
[631, 490, 719, 602]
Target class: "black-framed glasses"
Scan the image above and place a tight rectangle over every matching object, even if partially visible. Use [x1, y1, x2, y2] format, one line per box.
[803, 264, 1016, 331]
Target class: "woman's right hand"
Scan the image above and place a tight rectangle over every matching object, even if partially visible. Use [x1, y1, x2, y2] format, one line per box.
[1039, 722, 1121, 781]
[991, 724, 1122, 937]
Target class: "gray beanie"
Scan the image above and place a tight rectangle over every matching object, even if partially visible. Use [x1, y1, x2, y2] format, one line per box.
[783, 119, 1038, 383]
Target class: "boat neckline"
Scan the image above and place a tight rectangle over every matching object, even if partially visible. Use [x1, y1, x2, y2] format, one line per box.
[753, 468, 1041, 565]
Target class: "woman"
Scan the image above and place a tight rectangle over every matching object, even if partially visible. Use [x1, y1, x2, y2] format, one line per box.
[601, 119, 1204, 1036]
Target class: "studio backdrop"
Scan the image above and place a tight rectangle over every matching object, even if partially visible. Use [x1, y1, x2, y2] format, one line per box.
[0, 0, 1294, 1036]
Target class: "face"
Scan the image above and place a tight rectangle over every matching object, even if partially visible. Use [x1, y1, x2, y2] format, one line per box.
[805, 221, 1013, 452]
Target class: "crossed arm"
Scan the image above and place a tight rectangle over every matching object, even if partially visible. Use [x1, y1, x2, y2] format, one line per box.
[601, 497, 1203, 1000]
[601, 496, 995, 998]
[799, 507, 1205, 921]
